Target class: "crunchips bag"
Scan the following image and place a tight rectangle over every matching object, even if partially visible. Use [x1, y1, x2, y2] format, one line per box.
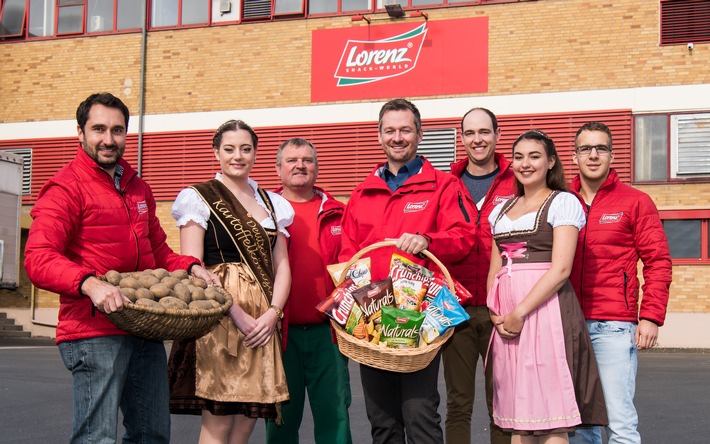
[389, 255, 433, 312]
[316, 278, 359, 327]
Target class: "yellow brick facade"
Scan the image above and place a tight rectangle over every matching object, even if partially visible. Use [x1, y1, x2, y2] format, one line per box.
[2, 0, 709, 123]
[2, 0, 709, 334]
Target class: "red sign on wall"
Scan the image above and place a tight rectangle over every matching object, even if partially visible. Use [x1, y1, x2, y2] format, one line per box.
[311, 17, 488, 102]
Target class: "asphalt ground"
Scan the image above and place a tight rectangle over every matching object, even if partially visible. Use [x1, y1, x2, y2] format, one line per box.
[1, 337, 708, 443]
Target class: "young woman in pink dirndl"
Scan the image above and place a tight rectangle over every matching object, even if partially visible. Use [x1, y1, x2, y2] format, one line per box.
[486, 130, 607, 444]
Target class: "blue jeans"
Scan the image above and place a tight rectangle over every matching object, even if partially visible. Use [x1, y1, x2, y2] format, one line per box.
[569, 321, 640, 444]
[58, 335, 170, 444]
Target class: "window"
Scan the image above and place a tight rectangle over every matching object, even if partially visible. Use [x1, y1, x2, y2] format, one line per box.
[0, 0, 27, 37]
[660, 0, 710, 45]
[418, 128, 456, 172]
[3, 149, 32, 195]
[57, 0, 85, 35]
[660, 210, 710, 264]
[151, 0, 210, 28]
[634, 112, 710, 183]
[309, 0, 370, 14]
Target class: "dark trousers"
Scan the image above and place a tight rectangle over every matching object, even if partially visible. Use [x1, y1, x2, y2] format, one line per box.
[442, 305, 511, 444]
[360, 352, 443, 444]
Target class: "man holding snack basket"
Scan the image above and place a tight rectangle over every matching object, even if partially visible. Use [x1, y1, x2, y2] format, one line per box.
[24, 92, 220, 444]
[266, 138, 352, 443]
[444, 108, 515, 444]
[339, 98, 478, 444]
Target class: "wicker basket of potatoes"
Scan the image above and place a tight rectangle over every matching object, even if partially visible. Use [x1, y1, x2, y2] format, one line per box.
[100, 268, 233, 341]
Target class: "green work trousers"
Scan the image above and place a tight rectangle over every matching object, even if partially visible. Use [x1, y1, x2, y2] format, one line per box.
[265, 323, 352, 444]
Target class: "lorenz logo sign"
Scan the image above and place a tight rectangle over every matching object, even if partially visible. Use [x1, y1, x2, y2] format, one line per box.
[334, 23, 427, 86]
[311, 17, 488, 102]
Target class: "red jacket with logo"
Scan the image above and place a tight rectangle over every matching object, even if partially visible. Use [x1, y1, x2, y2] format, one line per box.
[276, 186, 345, 348]
[25, 146, 200, 344]
[569, 169, 672, 325]
[448, 153, 517, 306]
[339, 156, 477, 281]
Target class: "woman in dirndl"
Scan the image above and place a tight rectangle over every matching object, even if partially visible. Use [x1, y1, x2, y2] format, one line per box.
[486, 130, 607, 444]
[167, 119, 293, 444]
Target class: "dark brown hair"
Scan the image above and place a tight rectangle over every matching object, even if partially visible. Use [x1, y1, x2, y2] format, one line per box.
[76, 92, 130, 133]
[212, 119, 258, 150]
[512, 130, 567, 195]
[378, 98, 422, 133]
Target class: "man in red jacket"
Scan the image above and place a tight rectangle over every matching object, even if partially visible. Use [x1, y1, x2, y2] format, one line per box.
[444, 108, 515, 444]
[568, 122, 672, 444]
[340, 98, 477, 444]
[266, 138, 352, 444]
[24, 92, 219, 444]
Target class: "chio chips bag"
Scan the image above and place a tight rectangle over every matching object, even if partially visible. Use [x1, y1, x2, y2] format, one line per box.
[420, 286, 470, 344]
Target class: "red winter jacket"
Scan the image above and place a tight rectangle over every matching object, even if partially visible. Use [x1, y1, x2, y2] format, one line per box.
[276, 186, 345, 348]
[569, 170, 672, 325]
[339, 156, 477, 281]
[24, 147, 200, 343]
[448, 154, 517, 306]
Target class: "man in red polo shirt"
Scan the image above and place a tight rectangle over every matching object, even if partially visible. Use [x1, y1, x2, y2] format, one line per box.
[266, 138, 351, 444]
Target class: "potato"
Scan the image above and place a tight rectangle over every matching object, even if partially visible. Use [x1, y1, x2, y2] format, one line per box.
[135, 288, 154, 301]
[189, 300, 221, 310]
[172, 283, 191, 304]
[159, 297, 189, 310]
[121, 272, 132, 279]
[119, 287, 137, 302]
[119, 276, 140, 290]
[204, 287, 226, 304]
[192, 278, 208, 289]
[190, 286, 206, 301]
[105, 270, 122, 286]
[149, 283, 171, 299]
[161, 276, 180, 290]
[138, 275, 160, 289]
[181, 278, 192, 286]
[134, 298, 164, 311]
[152, 268, 170, 280]
[171, 269, 189, 280]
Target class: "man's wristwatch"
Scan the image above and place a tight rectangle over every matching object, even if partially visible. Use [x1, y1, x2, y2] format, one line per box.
[269, 305, 284, 320]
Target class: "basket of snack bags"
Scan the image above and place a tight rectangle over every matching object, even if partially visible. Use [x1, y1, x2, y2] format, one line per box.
[320, 241, 472, 373]
[99, 268, 233, 341]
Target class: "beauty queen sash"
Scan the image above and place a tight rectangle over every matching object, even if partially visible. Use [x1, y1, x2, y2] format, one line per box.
[191, 179, 277, 304]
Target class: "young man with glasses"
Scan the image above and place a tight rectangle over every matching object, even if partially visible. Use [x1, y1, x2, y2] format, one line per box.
[568, 122, 672, 444]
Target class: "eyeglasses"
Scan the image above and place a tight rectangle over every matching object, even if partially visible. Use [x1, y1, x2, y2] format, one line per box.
[576, 145, 612, 157]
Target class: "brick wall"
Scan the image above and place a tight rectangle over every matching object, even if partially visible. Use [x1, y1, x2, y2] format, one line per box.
[3, 0, 709, 123]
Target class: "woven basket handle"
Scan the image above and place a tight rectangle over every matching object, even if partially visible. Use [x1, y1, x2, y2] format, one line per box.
[337, 240, 456, 295]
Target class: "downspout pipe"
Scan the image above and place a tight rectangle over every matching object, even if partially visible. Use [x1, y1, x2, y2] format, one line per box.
[137, 1, 148, 177]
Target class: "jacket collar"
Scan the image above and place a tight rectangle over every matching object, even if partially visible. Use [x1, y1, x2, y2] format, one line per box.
[570, 168, 619, 194]
[275, 185, 341, 215]
[450, 152, 511, 178]
[74, 145, 137, 188]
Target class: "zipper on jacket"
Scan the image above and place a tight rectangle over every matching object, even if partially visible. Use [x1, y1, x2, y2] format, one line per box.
[579, 201, 591, 306]
[623, 272, 630, 310]
[458, 191, 471, 223]
[118, 175, 141, 271]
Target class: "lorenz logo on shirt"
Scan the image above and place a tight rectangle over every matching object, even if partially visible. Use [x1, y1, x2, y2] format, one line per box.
[136, 201, 148, 215]
[599, 212, 623, 224]
[492, 194, 515, 206]
[403, 201, 429, 213]
[331, 225, 342, 236]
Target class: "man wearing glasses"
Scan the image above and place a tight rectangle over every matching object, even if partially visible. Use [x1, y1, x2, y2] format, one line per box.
[568, 122, 672, 444]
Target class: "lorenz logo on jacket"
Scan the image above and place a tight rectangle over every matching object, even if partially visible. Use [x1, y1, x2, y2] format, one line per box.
[136, 201, 148, 215]
[599, 212, 623, 224]
[331, 225, 342, 236]
[334, 23, 427, 87]
[403, 201, 429, 213]
[493, 194, 515, 206]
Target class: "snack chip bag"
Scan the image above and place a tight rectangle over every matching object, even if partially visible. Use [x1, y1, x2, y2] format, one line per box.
[389, 255, 433, 312]
[421, 273, 473, 310]
[420, 286, 470, 344]
[315, 278, 359, 326]
[380, 305, 426, 349]
[327, 258, 371, 287]
[352, 277, 395, 324]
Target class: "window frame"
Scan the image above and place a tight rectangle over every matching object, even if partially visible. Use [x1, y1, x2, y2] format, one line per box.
[659, 209, 710, 265]
[633, 111, 710, 185]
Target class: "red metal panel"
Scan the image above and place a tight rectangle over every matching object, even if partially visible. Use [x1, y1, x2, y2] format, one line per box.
[453, 109, 633, 185]
[1, 109, 632, 204]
